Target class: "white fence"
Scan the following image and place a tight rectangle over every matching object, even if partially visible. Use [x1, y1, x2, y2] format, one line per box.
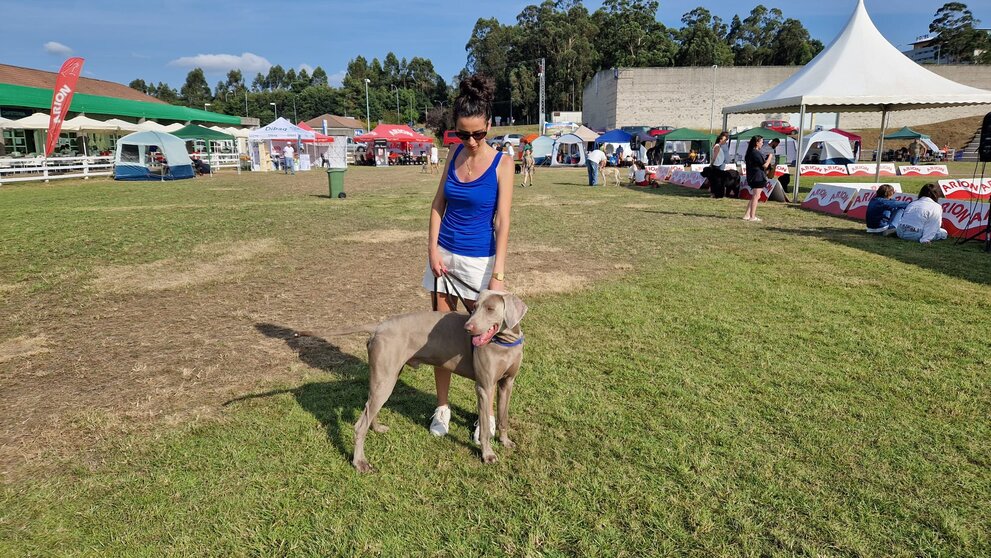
[0, 156, 114, 185]
[0, 153, 248, 185]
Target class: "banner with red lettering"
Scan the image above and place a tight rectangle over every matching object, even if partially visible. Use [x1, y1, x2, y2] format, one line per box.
[846, 163, 897, 176]
[898, 165, 948, 177]
[689, 164, 707, 172]
[938, 178, 991, 200]
[647, 165, 678, 182]
[892, 192, 917, 204]
[800, 184, 858, 216]
[44, 57, 85, 157]
[739, 180, 774, 202]
[666, 170, 705, 189]
[939, 199, 990, 238]
[799, 164, 849, 177]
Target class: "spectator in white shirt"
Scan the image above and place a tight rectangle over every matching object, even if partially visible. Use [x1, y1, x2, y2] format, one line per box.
[585, 148, 607, 186]
[896, 184, 948, 243]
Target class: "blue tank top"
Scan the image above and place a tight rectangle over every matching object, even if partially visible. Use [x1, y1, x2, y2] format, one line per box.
[438, 144, 503, 257]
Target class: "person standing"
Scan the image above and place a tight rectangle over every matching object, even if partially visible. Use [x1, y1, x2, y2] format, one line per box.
[429, 143, 439, 174]
[282, 142, 295, 175]
[908, 138, 922, 165]
[743, 135, 772, 222]
[521, 141, 534, 187]
[585, 147, 607, 186]
[424, 74, 515, 443]
[709, 131, 729, 198]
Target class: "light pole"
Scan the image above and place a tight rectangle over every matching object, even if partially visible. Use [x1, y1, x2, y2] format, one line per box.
[204, 102, 212, 111]
[292, 96, 297, 124]
[390, 84, 400, 123]
[269, 102, 278, 119]
[363, 78, 371, 131]
[709, 65, 717, 134]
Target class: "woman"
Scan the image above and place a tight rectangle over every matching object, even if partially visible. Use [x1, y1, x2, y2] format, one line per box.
[521, 141, 534, 187]
[424, 74, 515, 443]
[709, 131, 729, 198]
[743, 135, 772, 222]
[896, 184, 948, 243]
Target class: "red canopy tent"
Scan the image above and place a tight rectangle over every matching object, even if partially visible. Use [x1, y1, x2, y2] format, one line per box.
[355, 124, 433, 143]
[830, 128, 862, 142]
[297, 121, 335, 143]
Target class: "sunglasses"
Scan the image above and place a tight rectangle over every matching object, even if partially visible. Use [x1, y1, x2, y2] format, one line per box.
[455, 130, 488, 141]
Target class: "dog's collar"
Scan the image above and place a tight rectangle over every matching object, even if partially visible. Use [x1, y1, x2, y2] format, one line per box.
[491, 334, 524, 347]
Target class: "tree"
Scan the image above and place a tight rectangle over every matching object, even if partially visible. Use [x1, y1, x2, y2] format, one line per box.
[266, 65, 286, 90]
[592, 0, 677, 68]
[675, 7, 734, 66]
[726, 5, 784, 66]
[929, 2, 991, 63]
[155, 82, 179, 104]
[311, 66, 329, 87]
[251, 72, 267, 92]
[768, 18, 823, 65]
[179, 68, 212, 107]
[128, 79, 150, 94]
[425, 106, 452, 136]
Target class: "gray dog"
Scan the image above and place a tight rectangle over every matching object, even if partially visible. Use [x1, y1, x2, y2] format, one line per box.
[333, 290, 527, 473]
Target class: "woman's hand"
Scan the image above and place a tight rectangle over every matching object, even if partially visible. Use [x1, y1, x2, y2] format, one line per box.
[429, 247, 447, 277]
[488, 277, 504, 291]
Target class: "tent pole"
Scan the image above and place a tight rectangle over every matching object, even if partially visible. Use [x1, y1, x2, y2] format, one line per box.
[874, 106, 889, 184]
[793, 105, 806, 202]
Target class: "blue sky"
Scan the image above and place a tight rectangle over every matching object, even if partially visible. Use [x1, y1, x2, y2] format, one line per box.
[3, 0, 989, 88]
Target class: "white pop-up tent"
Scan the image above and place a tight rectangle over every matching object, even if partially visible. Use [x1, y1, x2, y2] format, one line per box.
[530, 136, 555, 164]
[722, 0, 991, 197]
[248, 117, 316, 171]
[113, 131, 193, 181]
[550, 133, 587, 166]
[799, 130, 855, 164]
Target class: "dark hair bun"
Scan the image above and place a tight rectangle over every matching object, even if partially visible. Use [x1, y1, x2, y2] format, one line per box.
[459, 74, 495, 104]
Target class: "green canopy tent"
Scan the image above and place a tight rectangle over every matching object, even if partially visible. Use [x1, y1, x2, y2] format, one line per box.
[883, 126, 929, 140]
[656, 128, 716, 164]
[728, 127, 799, 165]
[171, 124, 235, 175]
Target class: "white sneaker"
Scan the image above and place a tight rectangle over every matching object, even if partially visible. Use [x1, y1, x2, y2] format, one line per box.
[429, 405, 451, 437]
[472, 415, 497, 445]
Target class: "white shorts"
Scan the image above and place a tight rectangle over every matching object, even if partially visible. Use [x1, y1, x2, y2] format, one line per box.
[422, 246, 494, 300]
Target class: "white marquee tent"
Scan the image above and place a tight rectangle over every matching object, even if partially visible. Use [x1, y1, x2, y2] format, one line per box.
[799, 130, 855, 164]
[722, 0, 991, 196]
[9, 113, 51, 129]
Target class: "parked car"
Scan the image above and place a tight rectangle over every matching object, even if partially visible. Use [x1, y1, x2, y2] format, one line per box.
[495, 133, 522, 147]
[442, 130, 462, 146]
[648, 126, 675, 137]
[761, 120, 797, 135]
[620, 125, 652, 134]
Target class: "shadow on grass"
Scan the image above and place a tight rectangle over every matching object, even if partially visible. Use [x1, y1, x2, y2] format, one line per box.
[223, 323, 477, 462]
[767, 225, 991, 285]
[621, 183, 713, 198]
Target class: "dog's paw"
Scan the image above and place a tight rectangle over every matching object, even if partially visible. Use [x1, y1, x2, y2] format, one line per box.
[353, 459, 374, 473]
[500, 437, 516, 449]
[483, 453, 498, 465]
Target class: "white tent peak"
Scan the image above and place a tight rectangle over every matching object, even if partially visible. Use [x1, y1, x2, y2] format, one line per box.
[723, 0, 991, 113]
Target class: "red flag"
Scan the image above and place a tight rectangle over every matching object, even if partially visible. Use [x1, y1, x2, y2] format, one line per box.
[44, 57, 85, 157]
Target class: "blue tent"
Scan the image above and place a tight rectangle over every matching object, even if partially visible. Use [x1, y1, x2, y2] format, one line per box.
[595, 129, 633, 145]
[113, 131, 194, 181]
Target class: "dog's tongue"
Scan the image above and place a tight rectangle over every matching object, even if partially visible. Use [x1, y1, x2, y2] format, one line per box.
[472, 324, 498, 347]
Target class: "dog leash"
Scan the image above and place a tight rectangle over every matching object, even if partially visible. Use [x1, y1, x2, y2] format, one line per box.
[432, 270, 480, 313]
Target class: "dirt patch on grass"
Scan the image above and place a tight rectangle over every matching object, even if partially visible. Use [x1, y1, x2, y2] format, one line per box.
[335, 229, 421, 243]
[92, 239, 278, 293]
[511, 271, 588, 296]
[0, 335, 50, 364]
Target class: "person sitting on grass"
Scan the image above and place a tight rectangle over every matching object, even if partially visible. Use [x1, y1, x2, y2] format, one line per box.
[865, 184, 909, 235]
[191, 155, 211, 176]
[896, 183, 948, 243]
[631, 161, 657, 187]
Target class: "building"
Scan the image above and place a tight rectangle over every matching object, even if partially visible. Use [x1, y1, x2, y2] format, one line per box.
[582, 65, 991, 132]
[903, 31, 991, 64]
[0, 63, 255, 155]
[304, 114, 366, 138]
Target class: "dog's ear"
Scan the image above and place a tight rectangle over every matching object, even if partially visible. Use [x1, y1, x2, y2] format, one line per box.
[501, 292, 528, 330]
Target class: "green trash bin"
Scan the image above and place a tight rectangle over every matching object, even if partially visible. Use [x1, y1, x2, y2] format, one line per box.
[327, 168, 346, 198]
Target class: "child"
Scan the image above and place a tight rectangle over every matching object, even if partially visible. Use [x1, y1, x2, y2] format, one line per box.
[865, 184, 909, 235]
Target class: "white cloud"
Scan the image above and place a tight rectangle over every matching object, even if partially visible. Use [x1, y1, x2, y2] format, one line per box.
[327, 70, 346, 87]
[43, 41, 73, 55]
[298, 63, 313, 75]
[168, 52, 272, 75]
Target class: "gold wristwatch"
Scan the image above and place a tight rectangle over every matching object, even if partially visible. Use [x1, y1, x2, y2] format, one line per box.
[492, 272, 505, 281]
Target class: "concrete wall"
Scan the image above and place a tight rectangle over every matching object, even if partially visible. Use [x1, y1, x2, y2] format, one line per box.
[583, 65, 991, 132]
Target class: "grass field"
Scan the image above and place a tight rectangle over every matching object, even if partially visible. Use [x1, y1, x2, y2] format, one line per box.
[0, 164, 989, 556]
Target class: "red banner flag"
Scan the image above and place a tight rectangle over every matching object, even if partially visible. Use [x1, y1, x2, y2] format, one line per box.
[44, 57, 85, 157]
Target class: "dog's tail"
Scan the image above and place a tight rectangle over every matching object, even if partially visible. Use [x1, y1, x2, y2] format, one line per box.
[318, 323, 379, 337]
